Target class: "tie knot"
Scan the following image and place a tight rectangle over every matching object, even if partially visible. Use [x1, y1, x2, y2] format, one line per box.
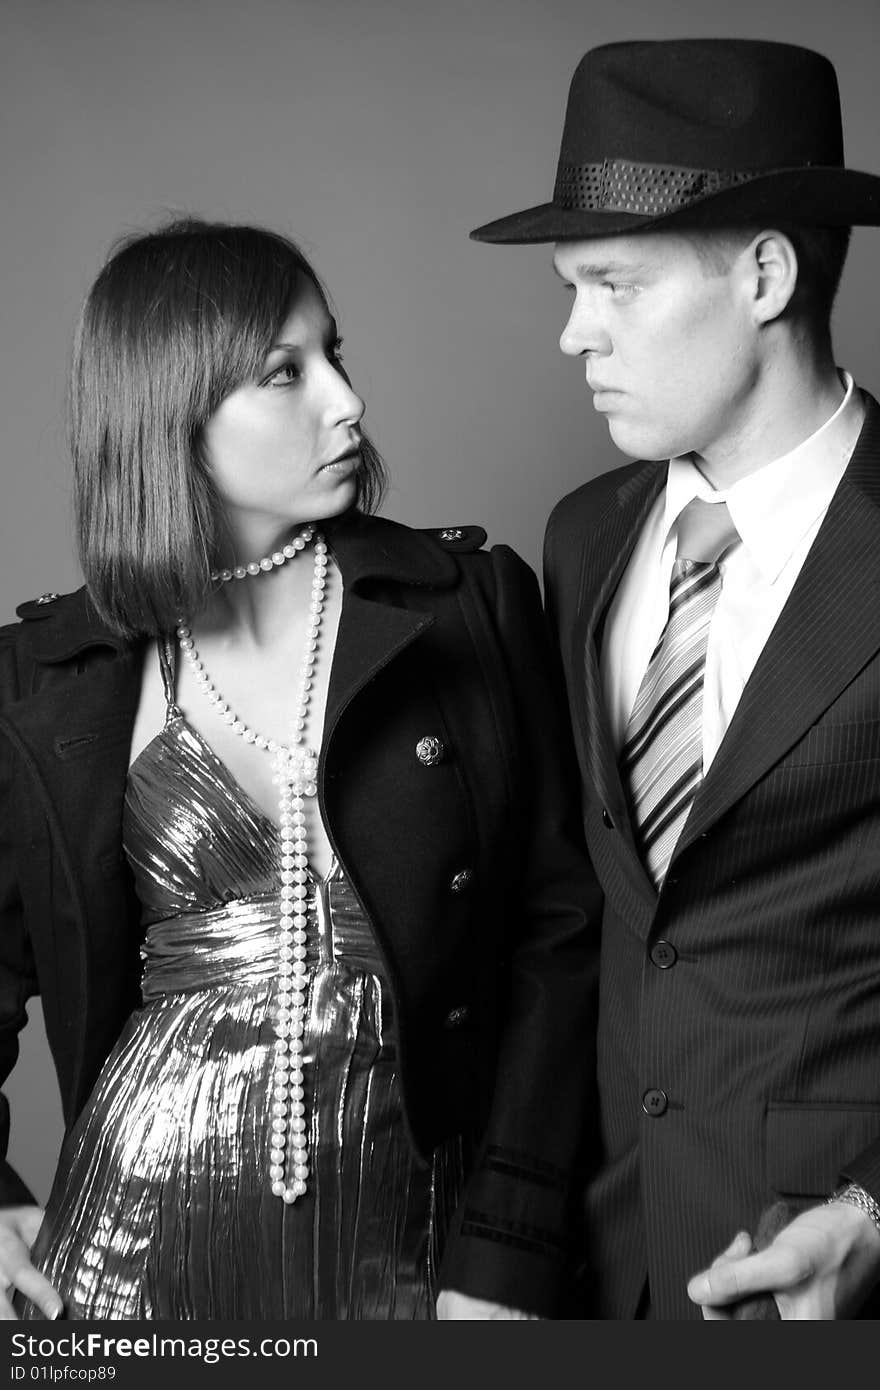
[674, 497, 740, 565]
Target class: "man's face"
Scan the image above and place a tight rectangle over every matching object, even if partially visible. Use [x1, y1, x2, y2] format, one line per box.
[553, 231, 757, 463]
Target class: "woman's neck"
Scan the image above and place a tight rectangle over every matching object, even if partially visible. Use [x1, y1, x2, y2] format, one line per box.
[200, 525, 327, 645]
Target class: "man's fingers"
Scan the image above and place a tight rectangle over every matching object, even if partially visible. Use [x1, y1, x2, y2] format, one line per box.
[694, 1232, 772, 1318]
[701, 1302, 735, 1320]
[688, 1245, 813, 1306]
[711, 1231, 753, 1267]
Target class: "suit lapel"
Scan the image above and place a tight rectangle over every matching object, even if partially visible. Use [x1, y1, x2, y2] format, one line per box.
[678, 397, 880, 856]
[561, 461, 664, 911]
[569, 462, 665, 900]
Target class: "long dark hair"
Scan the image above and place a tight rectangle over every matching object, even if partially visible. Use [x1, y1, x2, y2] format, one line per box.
[72, 218, 388, 638]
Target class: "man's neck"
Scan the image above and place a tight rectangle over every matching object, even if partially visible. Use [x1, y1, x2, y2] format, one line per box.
[695, 352, 845, 490]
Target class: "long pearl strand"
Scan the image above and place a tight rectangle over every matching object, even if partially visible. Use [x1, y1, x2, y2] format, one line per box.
[176, 531, 329, 1203]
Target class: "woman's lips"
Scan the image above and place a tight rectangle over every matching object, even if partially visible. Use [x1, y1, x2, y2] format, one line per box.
[321, 448, 360, 474]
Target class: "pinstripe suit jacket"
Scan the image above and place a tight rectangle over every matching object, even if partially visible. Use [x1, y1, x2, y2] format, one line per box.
[544, 392, 880, 1320]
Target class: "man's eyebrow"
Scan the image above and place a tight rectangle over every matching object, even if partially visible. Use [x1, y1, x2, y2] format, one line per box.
[553, 260, 645, 281]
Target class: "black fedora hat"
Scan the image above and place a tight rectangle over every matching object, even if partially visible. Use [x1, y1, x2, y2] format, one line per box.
[470, 39, 880, 243]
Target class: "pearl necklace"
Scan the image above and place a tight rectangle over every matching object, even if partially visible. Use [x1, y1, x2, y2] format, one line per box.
[177, 531, 328, 1203]
[210, 524, 315, 583]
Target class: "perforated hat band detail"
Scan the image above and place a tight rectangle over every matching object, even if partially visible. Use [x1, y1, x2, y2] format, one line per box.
[553, 158, 761, 216]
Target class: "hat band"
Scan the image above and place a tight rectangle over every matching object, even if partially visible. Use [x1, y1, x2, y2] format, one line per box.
[554, 158, 761, 216]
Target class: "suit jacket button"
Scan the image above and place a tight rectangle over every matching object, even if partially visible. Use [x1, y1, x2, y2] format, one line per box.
[642, 1088, 668, 1117]
[416, 735, 446, 766]
[650, 941, 677, 969]
[450, 869, 473, 893]
[602, 808, 614, 829]
[36, 592, 60, 605]
[444, 1005, 470, 1029]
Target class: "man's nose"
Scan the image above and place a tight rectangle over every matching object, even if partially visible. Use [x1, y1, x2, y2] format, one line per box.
[559, 299, 609, 357]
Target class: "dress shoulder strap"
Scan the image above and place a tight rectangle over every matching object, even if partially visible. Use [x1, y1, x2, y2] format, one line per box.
[158, 636, 183, 724]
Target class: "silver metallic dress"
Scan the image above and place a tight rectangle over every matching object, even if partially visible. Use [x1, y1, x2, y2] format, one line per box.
[24, 647, 463, 1320]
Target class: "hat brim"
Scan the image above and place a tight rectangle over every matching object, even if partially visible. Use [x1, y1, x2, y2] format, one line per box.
[469, 167, 880, 243]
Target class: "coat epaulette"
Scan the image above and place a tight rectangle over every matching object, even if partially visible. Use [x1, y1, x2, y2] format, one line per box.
[15, 593, 63, 621]
[422, 526, 488, 553]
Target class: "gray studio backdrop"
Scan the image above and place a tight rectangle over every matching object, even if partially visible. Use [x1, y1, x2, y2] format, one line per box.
[2, 0, 878, 1203]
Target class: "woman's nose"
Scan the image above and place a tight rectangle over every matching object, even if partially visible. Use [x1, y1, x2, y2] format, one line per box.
[326, 373, 365, 428]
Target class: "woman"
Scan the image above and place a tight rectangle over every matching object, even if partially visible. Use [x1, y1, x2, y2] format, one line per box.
[0, 220, 599, 1320]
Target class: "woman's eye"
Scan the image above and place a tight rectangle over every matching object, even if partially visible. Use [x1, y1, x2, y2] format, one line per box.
[331, 338, 345, 364]
[266, 362, 300, 387]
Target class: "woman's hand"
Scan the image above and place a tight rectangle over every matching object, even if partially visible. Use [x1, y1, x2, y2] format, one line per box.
[436, 1290, 541, 1319]
[0, 1206, 62, 1320]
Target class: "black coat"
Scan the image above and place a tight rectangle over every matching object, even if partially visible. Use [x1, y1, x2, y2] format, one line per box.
[544, 394, 880, 1319]
[0, 511, 600, 1316]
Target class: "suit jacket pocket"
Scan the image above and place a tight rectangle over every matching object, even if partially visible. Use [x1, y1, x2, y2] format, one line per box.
[765, 1102, 880, 1196]
[783, 719, 880, 768]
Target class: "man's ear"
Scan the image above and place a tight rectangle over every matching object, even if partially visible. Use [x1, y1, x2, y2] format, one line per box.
[745, 229, 799, 324]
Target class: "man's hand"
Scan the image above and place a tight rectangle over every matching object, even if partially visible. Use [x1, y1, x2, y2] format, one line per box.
[687, 1199, 880, 1319]
[436, 1290, 541, 1319]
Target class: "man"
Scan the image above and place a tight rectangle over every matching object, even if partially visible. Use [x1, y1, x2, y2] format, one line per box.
[469, 39, 880, 1319]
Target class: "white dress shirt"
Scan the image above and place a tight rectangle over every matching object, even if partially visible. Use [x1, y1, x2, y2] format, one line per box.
[602, 372, 866, 772]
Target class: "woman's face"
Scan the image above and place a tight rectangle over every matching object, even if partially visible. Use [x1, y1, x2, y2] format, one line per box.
[202, 276, 365, 546]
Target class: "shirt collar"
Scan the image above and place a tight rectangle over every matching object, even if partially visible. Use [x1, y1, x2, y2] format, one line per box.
[664, 372, 866, 584]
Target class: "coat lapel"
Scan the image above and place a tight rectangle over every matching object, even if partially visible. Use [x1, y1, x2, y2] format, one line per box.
[322, 514, 456, 743]
[678, 397, 880, 856]
[324, 593, 435, 745]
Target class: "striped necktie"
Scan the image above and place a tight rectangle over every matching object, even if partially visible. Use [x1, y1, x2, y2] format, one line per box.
[620, 497, 740, 889]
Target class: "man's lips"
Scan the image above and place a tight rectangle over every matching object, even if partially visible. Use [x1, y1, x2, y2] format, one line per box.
[588, 382, 625, 411]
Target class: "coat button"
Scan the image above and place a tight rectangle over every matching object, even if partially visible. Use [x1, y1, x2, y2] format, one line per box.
[438, 528, 464, 541]
[642, 1088, 668, 1117]
[650, 940, 677, 969]
[444, 1005, 470, 1029]
[602, 808, 614, 830]
[450, 869, 473, 894]
[35, 592, 60, 605]
[416, 735, 446, 767]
